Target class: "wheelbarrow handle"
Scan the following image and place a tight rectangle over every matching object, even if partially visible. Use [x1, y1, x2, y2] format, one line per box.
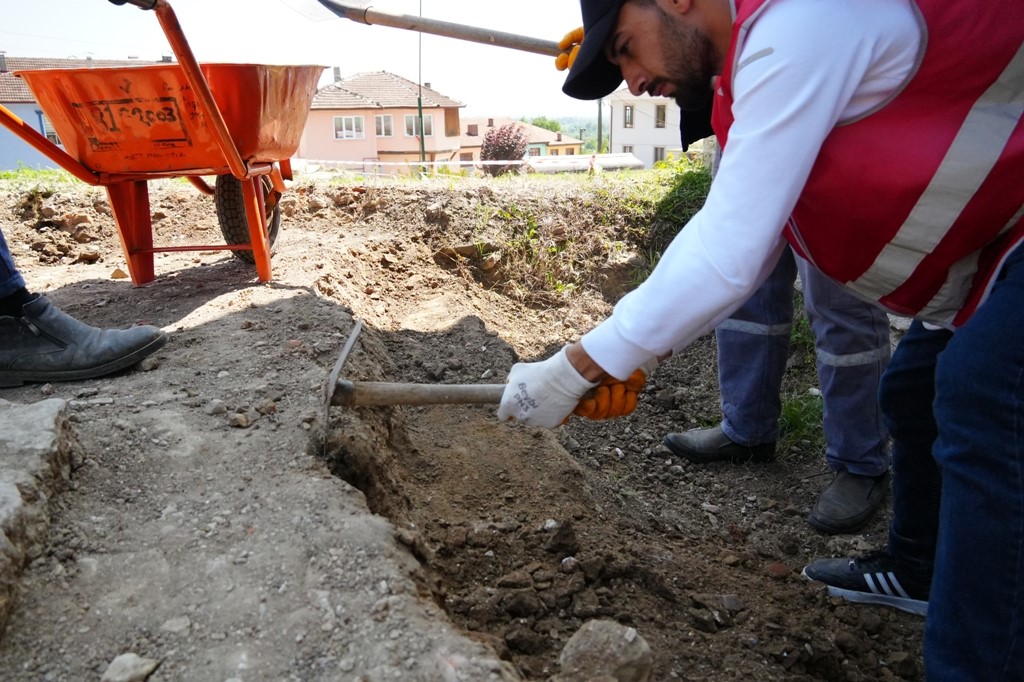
[108, 0, 158, 9]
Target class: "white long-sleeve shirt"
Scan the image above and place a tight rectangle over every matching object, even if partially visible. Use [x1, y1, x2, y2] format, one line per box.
[581, 0, 921, 379]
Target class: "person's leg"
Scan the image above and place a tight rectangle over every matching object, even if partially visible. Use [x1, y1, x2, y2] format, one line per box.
[879, 322, 947, 585]
[799, 259, 893, 533]
[801, 320, 946, 614]
[925, 245, 1024, 680]
[663, 248, 795, 463]
[0, 228, 169, 386]
[716, 247, 797, 445]
[799, 260, 891, 476]
[0, 229, 30, 312]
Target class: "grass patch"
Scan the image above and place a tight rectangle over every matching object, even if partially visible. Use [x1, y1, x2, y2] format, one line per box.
[451, 158, 712, 305]
[0, 166, 80, 192]
[778, 389, 825, 459]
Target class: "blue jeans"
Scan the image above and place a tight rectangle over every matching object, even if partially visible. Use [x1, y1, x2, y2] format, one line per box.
[0, 229, 25, 299]
[882, 245, 1024, 680]
[716, 248, 892, 476]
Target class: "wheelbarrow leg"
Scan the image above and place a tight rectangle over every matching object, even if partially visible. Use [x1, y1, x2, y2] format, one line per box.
[106, 180, 155, 286]
[242, 176, 273, 282]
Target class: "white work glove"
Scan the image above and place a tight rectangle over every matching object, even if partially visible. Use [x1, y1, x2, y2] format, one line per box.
[498, 346, 599, 429]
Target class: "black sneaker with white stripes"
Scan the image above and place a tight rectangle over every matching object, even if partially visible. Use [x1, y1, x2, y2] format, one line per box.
[802, 550, 930, 616]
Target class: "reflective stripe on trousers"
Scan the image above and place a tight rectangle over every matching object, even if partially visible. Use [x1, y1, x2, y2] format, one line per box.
[715, 248, 891, 475]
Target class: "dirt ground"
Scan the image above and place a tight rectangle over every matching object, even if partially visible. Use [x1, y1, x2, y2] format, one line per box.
[0, 171, 924, 681]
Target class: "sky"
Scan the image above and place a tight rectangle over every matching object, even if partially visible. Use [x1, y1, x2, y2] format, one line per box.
[2, 0, 605, 120]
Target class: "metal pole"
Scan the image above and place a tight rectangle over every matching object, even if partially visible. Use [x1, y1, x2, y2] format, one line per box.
[315, 0, 561, 56]
[417, 0, 426, 172]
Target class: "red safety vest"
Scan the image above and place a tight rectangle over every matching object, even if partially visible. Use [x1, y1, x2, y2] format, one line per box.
[711, 0, 1024, 327]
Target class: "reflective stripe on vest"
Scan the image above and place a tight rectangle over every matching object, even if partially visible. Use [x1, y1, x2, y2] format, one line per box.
[711, 0, 1024, 328]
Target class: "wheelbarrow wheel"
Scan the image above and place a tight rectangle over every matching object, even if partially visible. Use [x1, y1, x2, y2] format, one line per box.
[214, 174, 281, 264]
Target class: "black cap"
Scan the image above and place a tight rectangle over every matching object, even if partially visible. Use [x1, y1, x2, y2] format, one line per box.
[562, 0, 627, 100]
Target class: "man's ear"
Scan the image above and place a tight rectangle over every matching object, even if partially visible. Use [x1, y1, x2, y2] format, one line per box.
[656, 0, 693, 15]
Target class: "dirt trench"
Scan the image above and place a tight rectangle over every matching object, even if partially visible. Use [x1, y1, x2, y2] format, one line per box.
[1, 175, 925, 681]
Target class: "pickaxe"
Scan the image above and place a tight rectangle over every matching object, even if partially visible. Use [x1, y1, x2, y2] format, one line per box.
[322, 319, 505, 432]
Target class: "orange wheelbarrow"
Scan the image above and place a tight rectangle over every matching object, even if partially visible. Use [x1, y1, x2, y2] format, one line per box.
[0, 0, 324, 285]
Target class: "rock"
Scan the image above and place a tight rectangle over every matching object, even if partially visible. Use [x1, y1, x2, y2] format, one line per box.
[203, 399, 227, 416]
[496, 569, 533, 589]
[720, 594, 745, 613]
[0, 399, 76, 636]
[545, 520, 579, 555]
[688, 606, 719, 633]
[833, 629, 865, 654]
[554, 619, 652, 682]
[138, 357, 160, 372]
[100, 652, 161, 681]
[228, 412, 253, 428]
[886, 651, 920, 677]
[159, 616, 191, 634]
[502, 590, 544, 618]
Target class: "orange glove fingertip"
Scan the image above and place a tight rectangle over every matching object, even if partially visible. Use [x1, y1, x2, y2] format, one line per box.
[607, 383, 626, 417]
[558, 26, 584, 50]
[624, 369, 647, 392]
[568, 44, 580, 69]
[574, 398, 596, 417]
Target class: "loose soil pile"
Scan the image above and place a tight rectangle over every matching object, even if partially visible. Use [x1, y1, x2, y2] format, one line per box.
[0, 170, 923, 681]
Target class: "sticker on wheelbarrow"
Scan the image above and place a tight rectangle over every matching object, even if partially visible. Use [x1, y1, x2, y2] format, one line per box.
[72, 97, 192, 152]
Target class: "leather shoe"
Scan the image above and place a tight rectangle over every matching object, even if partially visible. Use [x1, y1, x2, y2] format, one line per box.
[663, 424, 776, 464]
[808, 470, 890, 534]
[0, 295, 168, 387]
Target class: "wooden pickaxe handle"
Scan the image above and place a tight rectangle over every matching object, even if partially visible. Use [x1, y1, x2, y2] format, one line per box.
[330, 380, 505, 407]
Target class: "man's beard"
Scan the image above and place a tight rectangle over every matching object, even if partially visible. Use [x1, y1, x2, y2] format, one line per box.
[659, 12, 717, 110]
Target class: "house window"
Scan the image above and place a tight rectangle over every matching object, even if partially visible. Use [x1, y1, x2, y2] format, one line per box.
[334, 116, 365, 140]
[655, 105, 666, 128]
[528, 147, 541, 157]
[459, 153, 473, 162]
[566, 149, 575, 155]
[622, 145, 634, 154]
[404, 114, 433, 137]
[624, 105, 634, 128]
[375, 115, 393, 137]
[654, 147, 666, 162]
[39, 112, 61, 145]
[550, 149, 559, 156]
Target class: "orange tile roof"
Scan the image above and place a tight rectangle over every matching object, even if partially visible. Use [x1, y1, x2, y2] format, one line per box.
[459, 116, 582, 149]
[311, 71, 463, 110]
[0, 56, 166, 103]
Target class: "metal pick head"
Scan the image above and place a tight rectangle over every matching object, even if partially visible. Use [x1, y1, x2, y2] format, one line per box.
[321, 318, 363, 453]
[278, 0, 369, 22]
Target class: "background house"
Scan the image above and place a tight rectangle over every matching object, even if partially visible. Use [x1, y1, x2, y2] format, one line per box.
[0, 54, 166, 170]
[457, 117, 583, 165]
[298, 70, 465, 175]
[605, 89, 699, 168]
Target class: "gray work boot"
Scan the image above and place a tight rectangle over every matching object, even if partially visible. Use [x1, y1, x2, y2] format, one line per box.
[808, 470, 890, 534]
[0, 295, 168, 387]
[662, 424, 776, 464]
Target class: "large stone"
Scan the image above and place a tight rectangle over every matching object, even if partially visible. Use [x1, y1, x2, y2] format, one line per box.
[0, 398, 76, 638]
[554, 619, 653, 682]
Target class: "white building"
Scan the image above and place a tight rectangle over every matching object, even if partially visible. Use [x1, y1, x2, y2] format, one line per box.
[604, 89, 688, 168]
